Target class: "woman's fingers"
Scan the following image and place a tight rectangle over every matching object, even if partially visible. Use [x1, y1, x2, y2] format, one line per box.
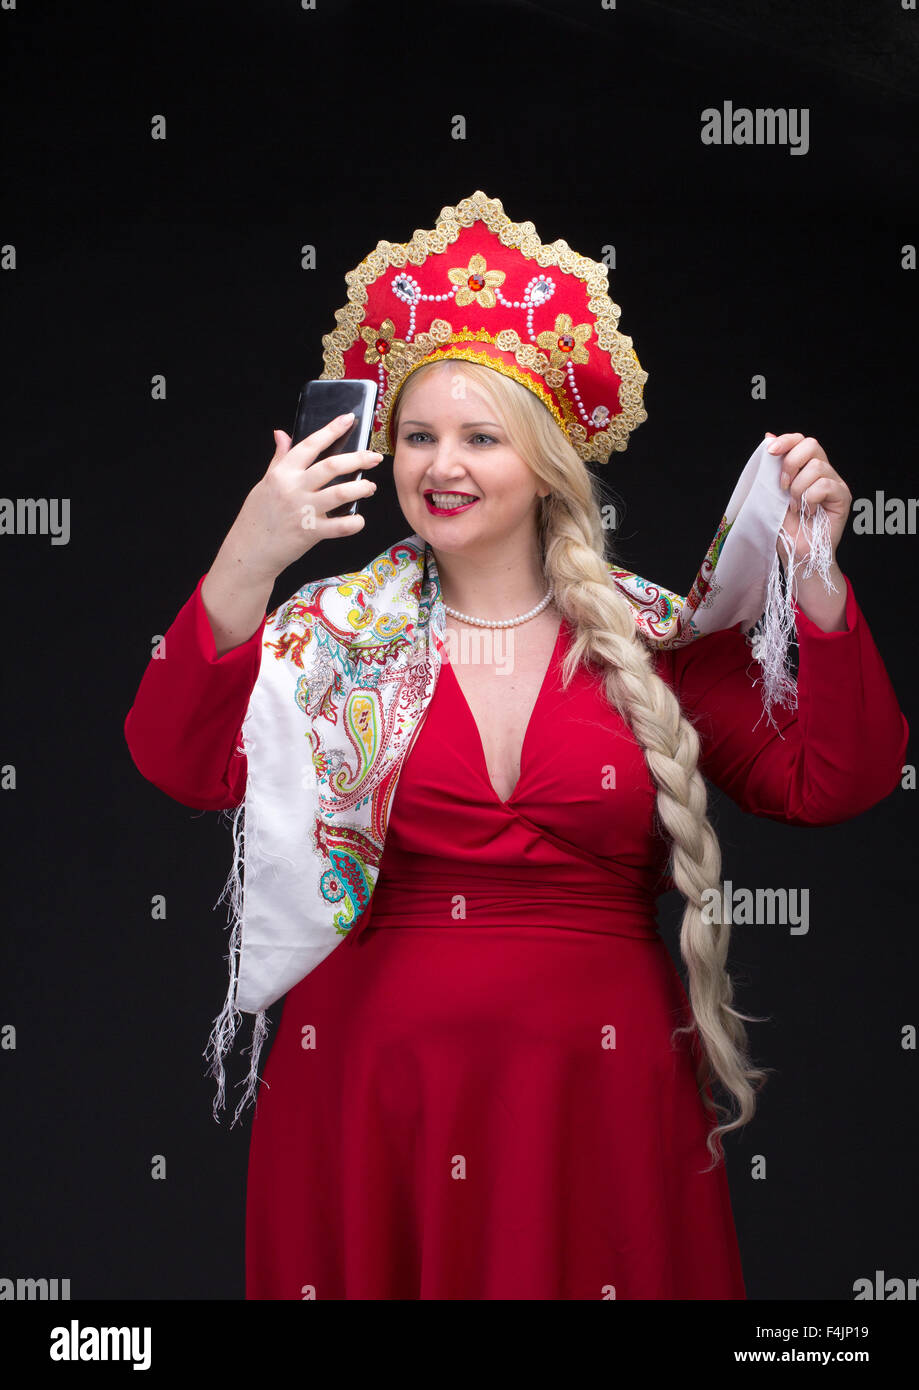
[288, 413, 357, 469]
[301, 475, 378, 528]
[766, 431, 805, 455]
[309, 449, 383, 481]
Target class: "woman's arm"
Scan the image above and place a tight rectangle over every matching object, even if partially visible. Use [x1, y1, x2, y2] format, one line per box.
[124, 417, 382, 810]
[657, 570, 909, 825]
[124, 574, 266, 810]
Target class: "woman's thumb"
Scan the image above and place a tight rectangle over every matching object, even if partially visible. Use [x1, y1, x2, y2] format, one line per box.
[272, 428, 290, 456]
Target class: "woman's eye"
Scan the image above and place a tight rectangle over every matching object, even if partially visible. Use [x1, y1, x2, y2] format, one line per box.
[402, 431, 497, 445]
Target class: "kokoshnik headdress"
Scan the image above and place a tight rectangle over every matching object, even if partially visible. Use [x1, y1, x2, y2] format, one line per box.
[320, 189, 647, 463]
[205, 191, 836, 1124]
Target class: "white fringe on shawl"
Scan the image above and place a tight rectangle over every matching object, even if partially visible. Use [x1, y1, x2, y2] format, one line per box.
[204, 799, 269, 1125]
[746, 490, 837, 732]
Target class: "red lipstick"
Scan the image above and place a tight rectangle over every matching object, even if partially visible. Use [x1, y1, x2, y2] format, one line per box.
[424, 493, 480, 517]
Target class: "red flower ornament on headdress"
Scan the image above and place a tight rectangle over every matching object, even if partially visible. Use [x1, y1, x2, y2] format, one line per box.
[320, 190, 648, 464]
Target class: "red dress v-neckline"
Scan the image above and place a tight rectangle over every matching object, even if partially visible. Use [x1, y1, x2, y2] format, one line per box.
[440, 617, 566, 808]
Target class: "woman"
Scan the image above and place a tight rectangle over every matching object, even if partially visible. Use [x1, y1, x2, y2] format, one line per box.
[124, 193, 908, 1299]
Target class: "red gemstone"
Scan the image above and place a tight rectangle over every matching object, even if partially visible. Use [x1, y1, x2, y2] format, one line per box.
[558, 334, 575, 351]
[468, 273, 486, 291]
[375, 337, 390, 355]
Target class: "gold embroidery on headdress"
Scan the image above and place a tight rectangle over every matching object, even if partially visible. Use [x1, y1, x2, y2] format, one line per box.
[447, 252, 506, 307]
[536, 313, 592, 369]
[360, 318, 409, 367]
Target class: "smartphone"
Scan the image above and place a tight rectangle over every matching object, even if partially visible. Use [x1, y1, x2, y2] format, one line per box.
[291, 379, 379, 518]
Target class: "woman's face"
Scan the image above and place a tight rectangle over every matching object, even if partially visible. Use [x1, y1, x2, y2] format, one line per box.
[391, 367, 550, 555]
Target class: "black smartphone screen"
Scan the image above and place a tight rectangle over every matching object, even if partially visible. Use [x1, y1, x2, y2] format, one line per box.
[291, 379, 378, 517]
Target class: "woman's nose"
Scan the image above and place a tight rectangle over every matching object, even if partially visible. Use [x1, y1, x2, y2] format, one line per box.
[428, 439, 467, 475]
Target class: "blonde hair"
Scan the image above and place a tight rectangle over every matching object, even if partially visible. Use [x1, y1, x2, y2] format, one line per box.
[394, 359, 772, 1169]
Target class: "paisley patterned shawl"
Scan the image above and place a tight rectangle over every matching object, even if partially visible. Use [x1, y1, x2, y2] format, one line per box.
[205, 437, 830, 1123]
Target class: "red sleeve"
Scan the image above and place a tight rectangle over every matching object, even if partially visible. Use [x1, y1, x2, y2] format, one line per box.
[123, 574, 267, 811]
[655, 570, 910, 826]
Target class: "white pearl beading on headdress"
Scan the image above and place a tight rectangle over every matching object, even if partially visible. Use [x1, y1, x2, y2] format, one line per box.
[387, 267, 608, 432]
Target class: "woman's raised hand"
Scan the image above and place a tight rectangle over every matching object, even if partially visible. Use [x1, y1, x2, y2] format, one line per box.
[230, 414, 383, 583]
[200, 415, 383, 657]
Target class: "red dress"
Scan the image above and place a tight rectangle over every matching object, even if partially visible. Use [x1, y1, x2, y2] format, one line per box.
[124, 568, 908, 1300]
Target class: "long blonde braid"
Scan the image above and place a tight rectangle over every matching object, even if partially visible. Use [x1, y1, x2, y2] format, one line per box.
[395, 361, 772, 1168]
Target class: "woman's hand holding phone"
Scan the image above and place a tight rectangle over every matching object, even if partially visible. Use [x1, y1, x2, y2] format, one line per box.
[201, 415, 383, 657]
[244, 413, 383, 579]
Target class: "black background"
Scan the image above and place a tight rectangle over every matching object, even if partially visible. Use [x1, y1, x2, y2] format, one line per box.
[1, 0, 916, 1307]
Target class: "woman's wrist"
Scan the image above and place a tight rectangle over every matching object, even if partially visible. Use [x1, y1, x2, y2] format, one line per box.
[201, 546, 276, 658]
[789, 559, 848, 633]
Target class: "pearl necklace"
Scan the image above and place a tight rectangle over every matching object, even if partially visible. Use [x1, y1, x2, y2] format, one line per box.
[443, 588, 555, 629]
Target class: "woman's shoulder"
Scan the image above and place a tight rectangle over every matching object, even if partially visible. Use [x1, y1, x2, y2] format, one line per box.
[266, 535, 430, 652]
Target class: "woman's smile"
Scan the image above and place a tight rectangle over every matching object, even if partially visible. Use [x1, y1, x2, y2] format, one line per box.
[424, 490, 481, 515]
